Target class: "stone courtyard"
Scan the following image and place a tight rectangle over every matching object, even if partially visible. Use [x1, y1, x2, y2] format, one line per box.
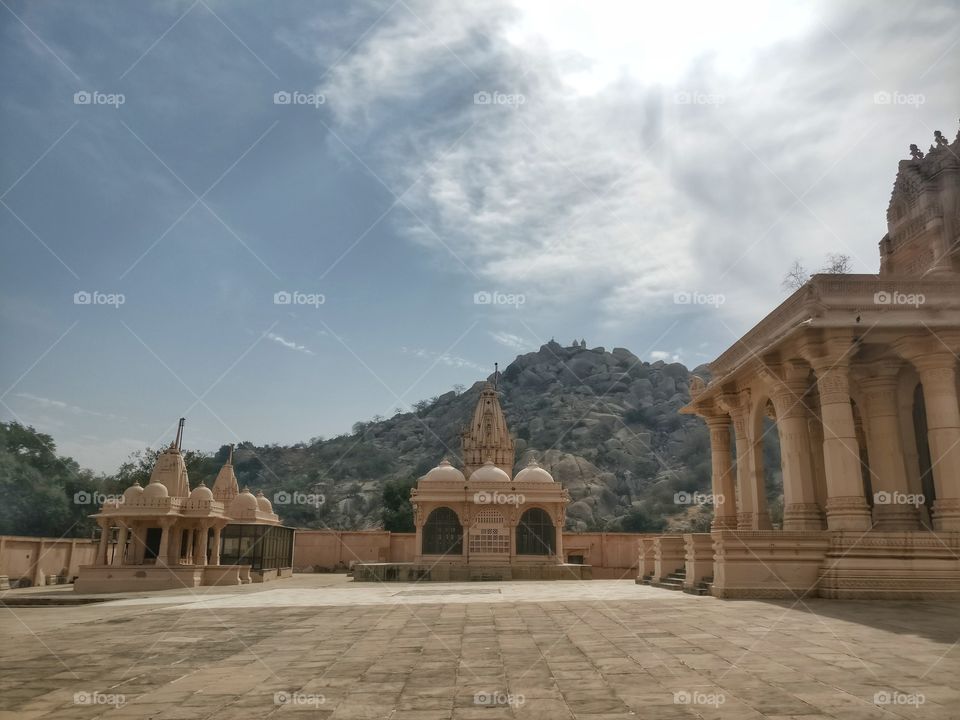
[2, 576, 959, 719]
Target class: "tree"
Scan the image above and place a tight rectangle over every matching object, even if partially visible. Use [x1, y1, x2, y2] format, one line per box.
[821, 253, 852, 274]
[781, 259, 809, 290]
[381, 477, 416, 532]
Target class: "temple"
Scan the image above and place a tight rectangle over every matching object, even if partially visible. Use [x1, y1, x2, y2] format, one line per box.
[74, 422, 295, 592]
[354, 379, 580, 580]
[661, 124, 960, 599]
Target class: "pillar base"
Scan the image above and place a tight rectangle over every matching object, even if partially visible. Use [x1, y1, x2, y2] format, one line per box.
[825, 496, 873, 531]
[783, 504, 825, 531]
[932, 499, 960, 531]
[873, 504, 923, 532]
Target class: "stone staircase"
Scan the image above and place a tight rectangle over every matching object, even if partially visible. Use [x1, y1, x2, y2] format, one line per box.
[651, 569, 686, 591]
[642, 570, 714, 596]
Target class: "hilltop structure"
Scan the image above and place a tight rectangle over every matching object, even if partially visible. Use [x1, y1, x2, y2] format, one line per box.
[74, 421, 295, 592]
[675, 124, 960, 599]
[355, 380, 579, 580]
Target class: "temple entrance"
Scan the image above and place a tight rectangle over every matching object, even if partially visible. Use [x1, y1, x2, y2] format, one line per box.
[516, 508, 555, 555]
[422, 507, 463, 555]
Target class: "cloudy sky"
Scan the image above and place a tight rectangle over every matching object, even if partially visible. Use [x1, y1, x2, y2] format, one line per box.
[1, 0, 957, 472]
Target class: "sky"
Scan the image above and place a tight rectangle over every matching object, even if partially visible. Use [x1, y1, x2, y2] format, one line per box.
[1, 0, 958, 473]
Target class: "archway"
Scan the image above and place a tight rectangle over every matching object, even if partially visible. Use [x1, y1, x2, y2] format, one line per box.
[516, 508, 555, 556]
[421, 507, 463, 556]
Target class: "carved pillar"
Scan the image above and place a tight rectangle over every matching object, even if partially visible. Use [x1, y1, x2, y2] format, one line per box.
[157, 521, 171, 567]
[705, 414, 738, 529]
[112, 522, 128, 566]
[807, 390, 829, 513]
[211, 524, 222, 566]
[768, 362, 825, 530]
[96, 519, 110, 565]
[197, 525, 209, 566]
[720, 390, 769, 530]
[914, 353, 960, 530]
[859, 361, 921, 530]
[809, 357, 873, 531]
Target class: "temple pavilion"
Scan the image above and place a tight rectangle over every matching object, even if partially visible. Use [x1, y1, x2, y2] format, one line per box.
[668, 123, 960, 599]
[355, 379, 580, 581]
[74, 420, 295, 592]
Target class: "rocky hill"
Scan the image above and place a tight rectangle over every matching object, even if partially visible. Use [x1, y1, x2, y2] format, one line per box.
[223, 341, 726, 532]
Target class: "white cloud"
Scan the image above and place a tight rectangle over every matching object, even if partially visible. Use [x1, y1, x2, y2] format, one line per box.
[400, 346, 484, 371]
[267, 332, 314, 355]
[13, 393, 127, 421]
[650, 350, 683, 363]
[488, 331, 528, 350]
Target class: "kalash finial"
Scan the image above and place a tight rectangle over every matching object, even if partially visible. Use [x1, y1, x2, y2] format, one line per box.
[934, 130, 948, 148]
[910, 144, 924, 160]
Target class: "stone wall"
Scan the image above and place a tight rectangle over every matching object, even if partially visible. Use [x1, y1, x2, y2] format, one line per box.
[294, 530, 648, 577]
[0, 535, 98, 587]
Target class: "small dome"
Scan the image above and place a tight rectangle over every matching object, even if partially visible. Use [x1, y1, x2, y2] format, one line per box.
[230, 488, 259, 514]
[122, 483, 144, 501]
[190, 483, 214, 502]
[255, 490, 273, 513]
[514, 459, 554, 483]
[143, 481, 169, 499]
[423, 459, 466, 484]
[470, 460, 511, 482]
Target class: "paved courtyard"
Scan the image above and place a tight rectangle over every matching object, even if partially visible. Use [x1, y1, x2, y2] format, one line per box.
[1, 575, 959, 719]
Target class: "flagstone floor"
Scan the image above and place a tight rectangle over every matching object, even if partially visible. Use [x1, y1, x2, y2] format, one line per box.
[1, 575, 958, 719]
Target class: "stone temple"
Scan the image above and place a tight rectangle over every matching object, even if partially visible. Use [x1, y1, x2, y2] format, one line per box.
[656, 125, 960, 600]
[354, 380, 582, 580]
[74, 421, 295, 592]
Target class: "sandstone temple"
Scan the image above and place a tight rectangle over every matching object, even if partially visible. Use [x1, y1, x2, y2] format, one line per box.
[354, 380, 578, 580]
[660, 124, 960, 599]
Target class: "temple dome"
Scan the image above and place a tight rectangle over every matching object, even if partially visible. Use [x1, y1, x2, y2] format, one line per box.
[256, 490, 273, 513]
[122, 483, 144, 502]
[423, 459, 466, 484]
[470, 460, 511, 482]
[143, 481, 169, 499]
[230, 488, 259, 514]
[514, 459, 554, 483]
[189, 483, 214, 502]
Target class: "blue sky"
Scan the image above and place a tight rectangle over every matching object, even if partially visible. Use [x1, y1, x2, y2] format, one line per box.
[1, 0, 958, 472]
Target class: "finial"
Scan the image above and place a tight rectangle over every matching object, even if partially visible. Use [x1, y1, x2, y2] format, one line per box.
[494, 362, 499, 390]
[910, 144, 924, 160]
[227, 443, 234, 465]
[934, 130, 948, 147]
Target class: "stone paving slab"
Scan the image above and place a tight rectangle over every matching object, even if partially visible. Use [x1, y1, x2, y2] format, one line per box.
[0, 575, 958, 719]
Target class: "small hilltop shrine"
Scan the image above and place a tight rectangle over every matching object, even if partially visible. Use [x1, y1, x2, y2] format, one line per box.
[74, 419, 295, 592]
[355, 373, 580, 581]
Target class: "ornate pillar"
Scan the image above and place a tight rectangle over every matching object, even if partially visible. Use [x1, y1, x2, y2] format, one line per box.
[719, 390, 770, 530]
[914, 353, 960, 530]
[859, 361, 921, 530]
[112, 522, 128, 566]
[704, 413, 738, 529]
[156, 521, 171, 567]
[767, 361, 825, 530]
[184, 527, 195, 565]
[197, 525, 209, 566]
[807, 351, 872, 531]
[211, 524, 222, 565]
[96, 519, 110, 565]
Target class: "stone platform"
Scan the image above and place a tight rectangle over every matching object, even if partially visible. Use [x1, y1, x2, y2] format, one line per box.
[352, 562, 591, 582]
